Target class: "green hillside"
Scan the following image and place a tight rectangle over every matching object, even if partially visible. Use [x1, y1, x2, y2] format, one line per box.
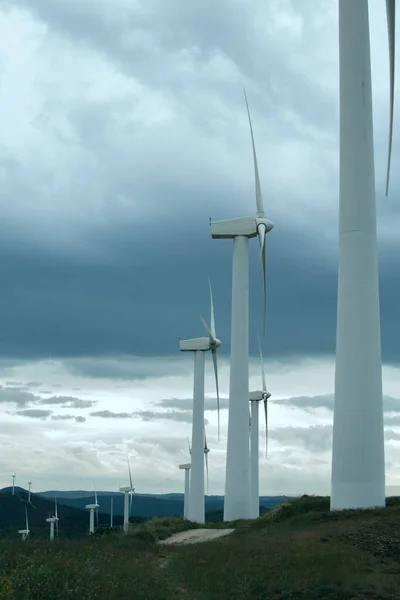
[1, 495, 400, 599]
[0, 489, 145, 539]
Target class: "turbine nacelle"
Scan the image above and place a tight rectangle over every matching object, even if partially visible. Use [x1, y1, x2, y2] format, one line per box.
[46, 517, 58, 523]
[179, 463, 191, 470]
[249, 390, 265, 402]
[179, 337, 220, 352]
[85, 503, 99, 509]
[119, 486, 135, 493]
[210, 216, 274, 239]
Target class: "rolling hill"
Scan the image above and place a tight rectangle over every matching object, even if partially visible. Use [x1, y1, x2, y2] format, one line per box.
[1, 496, 400, 599]
[37, 489, 289, 517]
[0, 488, 144, 539]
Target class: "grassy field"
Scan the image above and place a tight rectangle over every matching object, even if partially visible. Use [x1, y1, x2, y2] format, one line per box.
[1, 495, 400, 599]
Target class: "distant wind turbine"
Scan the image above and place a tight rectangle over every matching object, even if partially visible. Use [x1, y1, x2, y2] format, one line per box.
[331, 0, 396, 511]
[249, 335, 271, 518]
[12, 474, 15, 496]
[46, 498, 59, 541]
[18, 505, 30, 541]
[85, 486, 99, 535]
[180, 278, 221, 524]
[119, 454, 135, 533]
[28, 481, 32, 504]
[210, 91, 274, 521]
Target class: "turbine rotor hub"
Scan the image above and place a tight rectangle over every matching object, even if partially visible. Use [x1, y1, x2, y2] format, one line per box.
[256, 217, 274, 233]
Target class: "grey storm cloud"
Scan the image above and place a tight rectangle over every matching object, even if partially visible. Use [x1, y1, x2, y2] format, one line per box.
[15, 409, 53, 419]
[0, 0, 398, 369]
[385, 414, 400, 426]
[0, 387, 39, 407]
[275, 394, 400, 414]
[269, 425, 333, 453]
[132, 410, 205, 425]
[385, 429, 400, 442]
[0, 386, 94, 412]
[63, 357, 190, 381]
[90, 410, 133, 419]
[157, 397, 229, 411]
[51, 414, 86, 423]
[38, 396, 96, 409]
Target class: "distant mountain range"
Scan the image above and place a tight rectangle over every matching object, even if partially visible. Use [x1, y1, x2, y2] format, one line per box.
[36, 489, 289, 518]
[0, 487, 122, 539]
[0, 487, 289, 539]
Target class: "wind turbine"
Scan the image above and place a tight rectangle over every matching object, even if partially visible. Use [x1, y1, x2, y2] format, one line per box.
[46, 498, 59, 541]
[28, 481, 32, 504]
[210, 91, 274, 521]
[119, 454, 135, 533]
[85, 487, 99, 535]
[249, 335, 271, 518]
[331, 0, 396, 511]
[178, 463, 191, 519]
[12, 474, 15, 495]
[18, 505, 30, 541]
[179, 279, 221, 524]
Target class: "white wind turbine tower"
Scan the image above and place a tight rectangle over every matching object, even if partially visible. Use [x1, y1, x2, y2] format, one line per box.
[18, 505, 30, 541]
[12, 474, 15, 495]
[204, 426, 210, 497]
[210, 91, 274, 521]
[249, 335, 271, 518]
[85, 487, 99, 535]
[28, 481, 32, 504]
[331, 0, 396, 511]
[46, 498, 59, 541]
[119, 454, 135, 533]
[178, 463, 191, 519]
[179, 279, 221, 524]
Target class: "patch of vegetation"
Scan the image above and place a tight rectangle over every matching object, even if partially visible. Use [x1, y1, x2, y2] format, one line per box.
[129, 516, 201, 541]
[1, 496, 400, 599]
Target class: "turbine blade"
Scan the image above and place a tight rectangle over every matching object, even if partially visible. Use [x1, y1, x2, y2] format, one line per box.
[249, 407, 252, 429]
[257, 332, 267, 392]
[244, 88, 264, 217]
[187, 436, 191, 455]
[200, 315, 215, 345]
[264, 399, 268, 458]
[211, 349, 220, 440]
[56, 518, 59, 538]
[385, 0, 395, 196]
[205, 450, 209, 497]
[94, 482, 98, 506]
[55, 497, 58, 519]
[208, 277, 216, 339]
[259, 227, 267, 337]
[129, 492, 133, 516]
[96, 507, 99, 528]
[25, 505, 28, 531]
[127, 453, 133, 488]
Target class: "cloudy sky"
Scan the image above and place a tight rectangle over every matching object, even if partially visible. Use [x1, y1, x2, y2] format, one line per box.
[0, 0, 399, 497]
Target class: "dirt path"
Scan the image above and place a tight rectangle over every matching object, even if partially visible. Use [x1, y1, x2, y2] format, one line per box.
[158, 528, 235, 546]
